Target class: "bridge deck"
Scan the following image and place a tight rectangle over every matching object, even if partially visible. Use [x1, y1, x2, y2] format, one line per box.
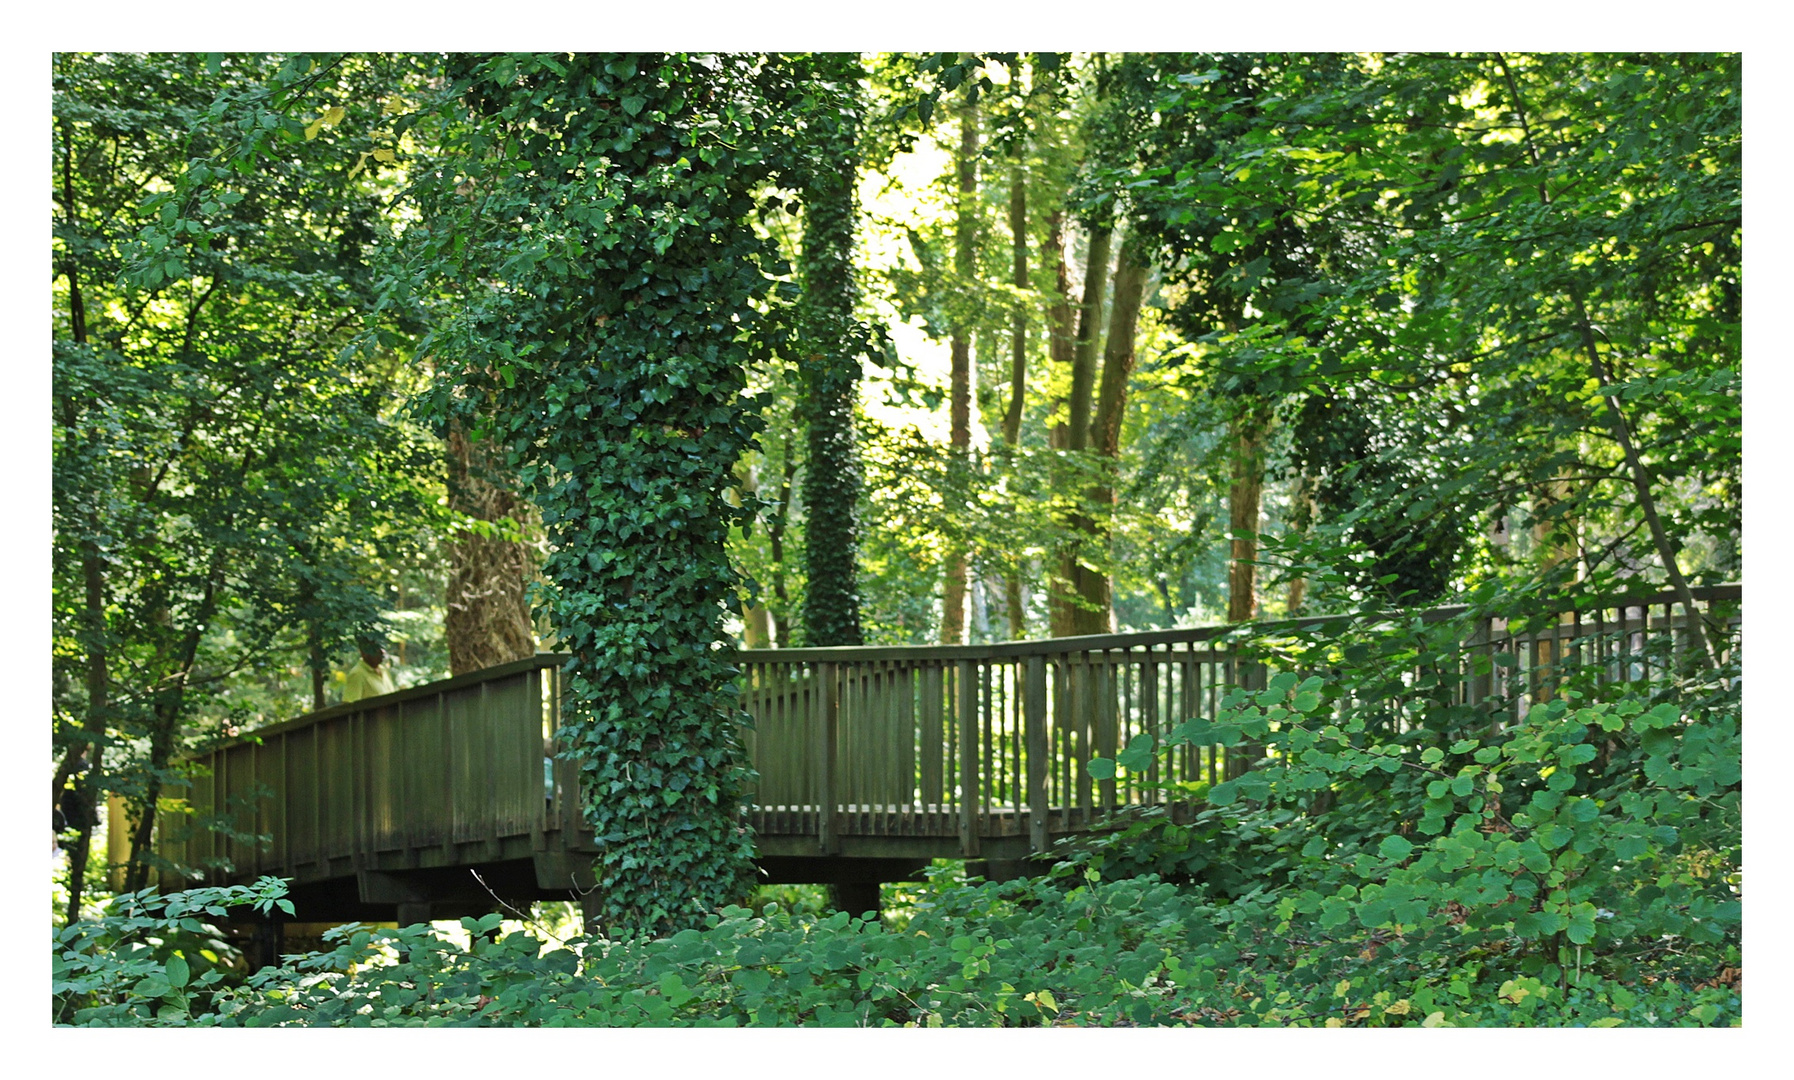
[138, 585, 1738, 923]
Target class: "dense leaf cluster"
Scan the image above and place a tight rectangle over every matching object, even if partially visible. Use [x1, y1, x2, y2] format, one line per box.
[52, 52, 443, 904]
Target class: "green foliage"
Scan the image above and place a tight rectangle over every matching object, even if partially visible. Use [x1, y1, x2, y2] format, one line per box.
[56, 862, 1736, 1027]
[52, 51, 444, 894]
[1110, 52, 1741, 609]
[1072, 616, 1740, 999]
[53, 877, 289, 1024]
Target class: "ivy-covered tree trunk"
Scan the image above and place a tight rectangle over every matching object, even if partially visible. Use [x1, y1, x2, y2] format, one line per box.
[940, 99, 979, 645]
[797, 54, 866, 649]
[445, 419, 538, 676]
[417, 53, 776, 936]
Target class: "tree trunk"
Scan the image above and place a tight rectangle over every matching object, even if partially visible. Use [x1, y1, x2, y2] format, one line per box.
[56, 203, 105, 919]
[1228, 405, 1270, 624]
[1049, 222, 1113, 637]
[63, 545, 107, 925]
[743, 603, 774, 648]
[1284, 472, 1315, 616]
[798, 57, 866, 648]
[445, 419, 539, 677]
[1002, 166, 1029, 449]
[1044, 210, 1076, 452]
[126, 543, 229, 892]
[766, 453, 796, 644]
[940, 99, 979, 644]
[999, 165, 1030, 638]
[1068, 234, 1149, 636]
[307, 621, 327, 710]
[731, 464, 774, 648]
[1493, 53, 1718, 671]
[1066, 224, 1112, 455]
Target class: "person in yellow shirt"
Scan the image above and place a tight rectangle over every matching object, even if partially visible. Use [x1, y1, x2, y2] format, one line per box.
[342, 638, 396, 703]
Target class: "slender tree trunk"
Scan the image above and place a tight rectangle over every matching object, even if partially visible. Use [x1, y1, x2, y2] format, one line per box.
[940, 100, 979, 644]
[734, 464, 776, 648]
[1049, 223, 1113, 636]
[1227, 405, 1269, 624]
[126, 545, 228, 892]
[307, 620, 327, 710]
[1574, 306, 1719, 670]
[55, 151, 104, 917]
[1000, 166, 1030, 637]
[1284, 472, 1315, 616]
[1003, 166, 1029, 449]
[798, 56, 866, 648]
[1066, 224, 1112, 455]
[1045, 211, 1076, 453]
[1069, 235, 1149, 635]
[1493, 53, 1719, 671]
[64, 541, 107, 925]
[766, 453, 796, 644]
[445, 419, 539, 676]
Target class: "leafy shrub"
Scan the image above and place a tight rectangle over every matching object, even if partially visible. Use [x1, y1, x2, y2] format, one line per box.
[53, 860, 1737, 1027]
[52, 876, 289, 1025]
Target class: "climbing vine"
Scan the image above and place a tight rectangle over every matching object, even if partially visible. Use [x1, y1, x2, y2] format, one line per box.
[792, 53, 869, 647]
[404, 53, 786, 935]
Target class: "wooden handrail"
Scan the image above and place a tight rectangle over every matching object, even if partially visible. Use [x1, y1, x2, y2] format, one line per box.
[739, 583, 1740, 663]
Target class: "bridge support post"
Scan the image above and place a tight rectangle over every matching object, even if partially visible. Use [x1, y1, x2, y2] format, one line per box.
[829, 881, 880, 920]
[1025, 655, 1048, 855]
[247, 915, 284, 974]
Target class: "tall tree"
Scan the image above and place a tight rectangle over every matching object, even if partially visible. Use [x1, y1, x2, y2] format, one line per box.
[403, 52, 788, 934]
[939, 98, 980, 644]
[1071, 232, 1151, 634]
[1047, 221, 1113, 636]
[55, 52, 440, 905]
[795, 53, 869, 648]
[1121, 52, 1739, 650]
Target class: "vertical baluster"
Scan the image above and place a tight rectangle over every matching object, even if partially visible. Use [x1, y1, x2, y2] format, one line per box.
[946, 663, 958, 823]
[958, 658, 981, 857]
[1011, 659, 1022, 819]
[922, 662, 944, 813]
[985, 660, 999, 818]
[1096, 651, 1117, 808]
[1047, 656, 1062, 814]
[1142, 648, 1160, 806]
[816, 661, 838, 855]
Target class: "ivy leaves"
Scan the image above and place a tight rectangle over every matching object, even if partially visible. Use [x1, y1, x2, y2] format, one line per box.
[406, 53, 793, 935]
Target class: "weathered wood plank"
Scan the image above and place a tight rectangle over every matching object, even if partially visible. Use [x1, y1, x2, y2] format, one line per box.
[817, 662, 839, 856]
[1025, 655, 1048, 854]
[958, 659, 980, 858]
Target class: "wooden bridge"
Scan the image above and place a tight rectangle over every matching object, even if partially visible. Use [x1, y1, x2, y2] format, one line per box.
[139, 585, 1738, 928]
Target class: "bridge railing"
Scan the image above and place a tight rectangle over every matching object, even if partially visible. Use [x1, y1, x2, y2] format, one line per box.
[151, 584, 1738, 884]
[736, 584, 1740, 857]
[154, 654, 576, 889]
